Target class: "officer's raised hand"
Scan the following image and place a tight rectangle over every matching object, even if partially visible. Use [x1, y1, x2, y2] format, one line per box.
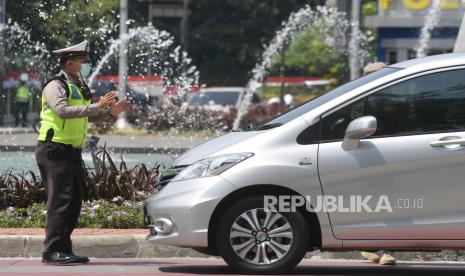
[97, 91, 117, 109]
[109, 98, 130, 117]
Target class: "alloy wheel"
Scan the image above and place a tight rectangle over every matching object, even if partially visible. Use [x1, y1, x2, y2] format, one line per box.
[229, 208, 293, 265]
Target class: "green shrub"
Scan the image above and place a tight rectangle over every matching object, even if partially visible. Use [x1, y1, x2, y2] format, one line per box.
[0, 147, 160, 209]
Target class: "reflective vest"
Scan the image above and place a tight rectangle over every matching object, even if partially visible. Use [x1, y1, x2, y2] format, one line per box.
[38, 80, 90, 147]
[16, 85, 30, 102]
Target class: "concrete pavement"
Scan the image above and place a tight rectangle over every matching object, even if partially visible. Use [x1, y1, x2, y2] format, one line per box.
[0, 258, 464, 275]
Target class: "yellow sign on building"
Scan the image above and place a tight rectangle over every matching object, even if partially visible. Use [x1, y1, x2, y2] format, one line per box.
[381, 0, 460, 10]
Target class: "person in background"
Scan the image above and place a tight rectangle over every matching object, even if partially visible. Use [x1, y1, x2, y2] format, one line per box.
[14, 73, 31, 127]
[36, 40, 129, 265]
[363, 62, 387, 75]
[359, 61, 396, 266]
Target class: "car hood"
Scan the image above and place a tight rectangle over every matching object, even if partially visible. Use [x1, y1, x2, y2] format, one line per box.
[188, 104, 231, 112]
[171, 131, 260, 166]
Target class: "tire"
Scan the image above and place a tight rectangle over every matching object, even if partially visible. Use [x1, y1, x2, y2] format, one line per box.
[216, 196, 309, 274]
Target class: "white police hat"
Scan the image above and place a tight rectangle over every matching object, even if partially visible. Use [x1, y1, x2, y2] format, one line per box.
[53, 40, 90, 60]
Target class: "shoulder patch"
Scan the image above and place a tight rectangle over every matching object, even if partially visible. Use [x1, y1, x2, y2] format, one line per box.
[71, 86, 81, 99]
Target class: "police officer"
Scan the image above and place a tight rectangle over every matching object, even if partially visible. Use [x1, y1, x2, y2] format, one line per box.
[14, 73, 31, 127]
[36, 40, 129, 265]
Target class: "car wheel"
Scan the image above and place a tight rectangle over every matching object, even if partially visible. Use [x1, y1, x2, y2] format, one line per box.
[216, 196, 309, 274]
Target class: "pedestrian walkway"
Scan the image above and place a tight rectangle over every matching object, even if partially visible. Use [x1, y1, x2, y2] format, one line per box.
[0, 127, 34, 135]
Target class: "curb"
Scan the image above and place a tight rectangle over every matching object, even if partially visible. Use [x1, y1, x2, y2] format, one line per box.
[0, 235, 208, 258]
[0, 128, 35, 135]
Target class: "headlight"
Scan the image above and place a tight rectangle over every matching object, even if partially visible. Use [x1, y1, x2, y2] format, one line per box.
[172, 153, 254, 182]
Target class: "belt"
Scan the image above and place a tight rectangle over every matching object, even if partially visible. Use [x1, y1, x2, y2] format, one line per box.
[39, 141, 82, 152]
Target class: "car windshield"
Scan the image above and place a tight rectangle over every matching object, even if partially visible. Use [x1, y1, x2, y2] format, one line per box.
[189, 91, 240, 106]
[252, 67, 402, 130]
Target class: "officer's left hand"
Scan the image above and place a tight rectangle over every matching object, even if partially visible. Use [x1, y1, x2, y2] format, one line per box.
[109, 99, 130, 117]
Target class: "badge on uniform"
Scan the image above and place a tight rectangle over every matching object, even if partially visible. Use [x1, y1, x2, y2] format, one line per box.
[71, 86, 81, 99]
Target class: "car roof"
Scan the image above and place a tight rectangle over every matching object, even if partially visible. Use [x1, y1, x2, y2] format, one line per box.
[392, 52, 465, 70]
[201, 87, 245, 93]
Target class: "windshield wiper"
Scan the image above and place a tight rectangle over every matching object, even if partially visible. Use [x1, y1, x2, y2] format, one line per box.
[250, 123, 283, 131]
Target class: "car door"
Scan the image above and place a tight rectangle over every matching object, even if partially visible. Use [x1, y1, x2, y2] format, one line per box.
[318, 67, 465, 240]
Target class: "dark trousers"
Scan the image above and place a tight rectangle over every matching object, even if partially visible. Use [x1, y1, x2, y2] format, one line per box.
[35, 141, 85, 254]
[14, 101, 28, 127]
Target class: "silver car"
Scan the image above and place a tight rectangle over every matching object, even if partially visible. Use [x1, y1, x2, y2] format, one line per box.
[144, 52, 465, 274]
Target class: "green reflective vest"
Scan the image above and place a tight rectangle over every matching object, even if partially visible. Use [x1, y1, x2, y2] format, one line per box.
[38, 81, 90, 147]
[16, 85, 30, 102]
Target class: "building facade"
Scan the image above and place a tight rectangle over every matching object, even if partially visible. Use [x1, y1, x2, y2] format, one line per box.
[365, 0, 464, 63]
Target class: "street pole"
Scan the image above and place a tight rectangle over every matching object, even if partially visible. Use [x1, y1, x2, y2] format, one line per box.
[279, 51, 285, 107]
[454, 9, 465, 52]
[0, 0, 5, 125]
[180, 0, 189, 50]
[349, 0, 361, 80]
[116, 0, 131, 130]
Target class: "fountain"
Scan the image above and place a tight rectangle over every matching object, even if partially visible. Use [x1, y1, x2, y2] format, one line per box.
[454, 8, 465, 52]
[88, 24, 198, 96]
[1, 16, 200, 170]
[415, 0, 441, 58]
[1, 3, 375, 171]
[232, 5, 371, 130]
[0, 22, 53, 125]
[0, 22, 52, 73]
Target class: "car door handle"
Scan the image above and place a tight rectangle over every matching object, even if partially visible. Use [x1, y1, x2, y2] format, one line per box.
[430, 137, 465, 148]
[299, 157, 313, 166]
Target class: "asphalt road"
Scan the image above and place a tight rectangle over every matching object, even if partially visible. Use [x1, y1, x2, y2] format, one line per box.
[0, 258, 464, 276]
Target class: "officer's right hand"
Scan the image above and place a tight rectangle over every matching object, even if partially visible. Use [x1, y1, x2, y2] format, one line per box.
[97, 91, 117, 110]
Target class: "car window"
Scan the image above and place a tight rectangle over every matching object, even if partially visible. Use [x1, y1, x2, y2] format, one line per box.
[322, 68, 465, 141]
[189, 91, 239, 106]
[261, 67, 401, 127]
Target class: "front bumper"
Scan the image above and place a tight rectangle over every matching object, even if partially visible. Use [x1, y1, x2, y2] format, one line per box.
[144, 176, 237, 247]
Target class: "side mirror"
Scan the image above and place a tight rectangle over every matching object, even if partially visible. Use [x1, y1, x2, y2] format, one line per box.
[342, 116, 377, 151]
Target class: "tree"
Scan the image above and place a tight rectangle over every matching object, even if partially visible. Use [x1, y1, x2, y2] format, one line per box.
[187, 0, 325, 86]
[271, 1, 377, 85]
[274, 21, 350, 84]
[6, 0, 148, 73]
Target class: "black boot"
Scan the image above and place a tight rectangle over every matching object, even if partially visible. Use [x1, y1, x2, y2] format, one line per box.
[42, 251, 87, 265]
[69, 251, 90, 263]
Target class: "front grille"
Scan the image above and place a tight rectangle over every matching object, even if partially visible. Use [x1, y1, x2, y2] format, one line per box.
[158, 165, 187, 185]
[152, 165, 188, 194]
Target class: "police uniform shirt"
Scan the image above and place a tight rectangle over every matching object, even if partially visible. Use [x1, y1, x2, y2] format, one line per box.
[42, 70, 112, 122]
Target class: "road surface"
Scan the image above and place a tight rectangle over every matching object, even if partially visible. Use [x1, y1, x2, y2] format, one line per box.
[0, 258, 464, 275]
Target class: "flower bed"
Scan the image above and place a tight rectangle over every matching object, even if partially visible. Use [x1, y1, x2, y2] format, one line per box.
[0, 199, 145, 229]
[0, 148, 158, 229]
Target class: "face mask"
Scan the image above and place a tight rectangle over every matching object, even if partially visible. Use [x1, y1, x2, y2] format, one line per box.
[79, 63, 91, 78]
